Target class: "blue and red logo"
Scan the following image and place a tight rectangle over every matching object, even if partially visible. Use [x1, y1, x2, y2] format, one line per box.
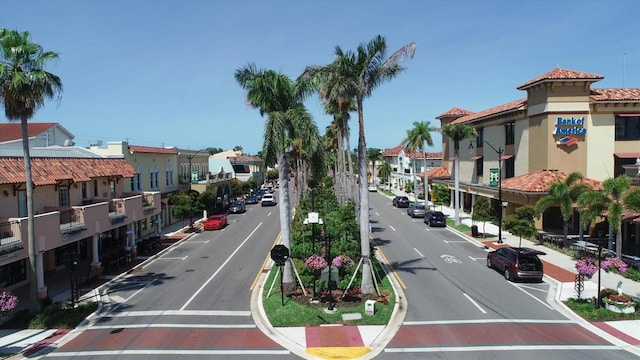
[556, 136, 579, 147]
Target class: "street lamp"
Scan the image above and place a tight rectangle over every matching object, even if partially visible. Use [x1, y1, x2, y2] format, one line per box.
[596, 230, 605, 309]
[469, 140, 506, 244]
[184, 148, 206, 189]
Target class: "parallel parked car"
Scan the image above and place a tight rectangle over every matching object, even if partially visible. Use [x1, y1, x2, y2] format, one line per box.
[392, 196, 410, 208]
[229, 201, 246, 214]
[487, 247, 545, 282]
[424, 210, 446, 227]
[203, 214, 227, 230]
[245, 195, 258, 205]
[407, 204, 426, 218]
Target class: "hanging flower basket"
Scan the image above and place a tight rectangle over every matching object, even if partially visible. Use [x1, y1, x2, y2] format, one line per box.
[305, 254, 327, 270]
[575, 257, 597, 278]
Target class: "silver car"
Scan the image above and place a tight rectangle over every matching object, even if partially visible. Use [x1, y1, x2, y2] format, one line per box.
[407, 204, 426, 218]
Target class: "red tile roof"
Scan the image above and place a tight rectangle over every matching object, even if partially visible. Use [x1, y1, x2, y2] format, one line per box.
[500, 169, 602, 193]
[0, 123, 58, 143]
[590, 88, 640, 101]
[450, 99, 527, 125]
[517, 68, 604, 90]
[382, 146, 442, 160]
[129, 145, 177, 154]
[408, 151, 442, 160]
[425, 165, 450, 179]
[436, 107, 473, 119]
[0, 157, 137, 186]
[382, 145, 406, 156]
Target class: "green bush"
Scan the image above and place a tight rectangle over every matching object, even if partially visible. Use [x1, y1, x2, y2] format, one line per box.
[623, 266, 640, 281]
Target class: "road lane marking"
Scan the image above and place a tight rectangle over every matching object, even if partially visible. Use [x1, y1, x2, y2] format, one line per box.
[47, 350, 290, 357]
[180, 222, 263, 310]
[158, 256, 188, 260]
[413, 248, 424, 257]
[403, 319, 574, 325]
[186, 240, 210, 244]
[463, 292, 487, 314]
[389, 225, 397, 232]
[385, 345, 619, 353]
[468, 256, 486, 261]
[109, 310, 251, 317]
[88, 323, 255, 330]
[250, 231, 281, 291]
[375, 211, 380, 216]
[372, 237, 406, 289]
[510, 281, 554, 310]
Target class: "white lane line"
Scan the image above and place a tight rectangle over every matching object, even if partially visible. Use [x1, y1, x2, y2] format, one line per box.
[468, 256, 486, 261]
[375, 211, 380, 216]
[46, 350, 290, 357]
[180, 222, 263, 310]
[403, 319, 573, 325]
[389, 225, 397, 232]
[110, 310, 250, 317]
[463, 292, 487, 314]
[510, 281, 555, 310]
[157, 256, 188, 260]
[89, 323, 254, 330]
[186, 240, 210, 244]
[413, 248, 424, 258]
[385, 345, 619, 353]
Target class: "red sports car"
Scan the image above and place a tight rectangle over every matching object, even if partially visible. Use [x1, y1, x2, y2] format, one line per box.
[203, 214, 227, 230]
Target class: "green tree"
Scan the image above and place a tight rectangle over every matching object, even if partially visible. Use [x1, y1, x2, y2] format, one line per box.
[432, 183, 450, 210]
[535, 171, 591, 248]
[441, 123, 477, 225]
[471, 196, 495, 238]
[402, 121, 435, 203]
[578, 174, 640, 258]
[233, 145, 243, 152]
[0, 29, 63, 313]
[503, 206, 538, 248]
[235, 63, 320, 290]
[367, 148, 383, 186]
[298, 35, 415, 294]
[170, 192, 203, 229]
[378, 162, 392, 190]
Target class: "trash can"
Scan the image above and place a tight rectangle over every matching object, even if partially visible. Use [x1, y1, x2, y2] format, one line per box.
[471, 225, 479, 237]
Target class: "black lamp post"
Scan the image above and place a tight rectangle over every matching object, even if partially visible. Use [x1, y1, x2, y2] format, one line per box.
[469, 140, 506, 243]
[596, 230, 604, 309]
[324, 228, 335, 311]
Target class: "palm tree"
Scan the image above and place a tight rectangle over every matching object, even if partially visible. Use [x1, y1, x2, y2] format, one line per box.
[0, 29, 62, 313]
[366, 148, 383, 186]
[535, 172, 592, 248]
[578, 174, 640, 258]
[402, 121, 434, 203]
[441, 123, 477, 225]
[299, 35, 415, 294]
[378, 161, 392, 190]
[235, 63, 319, 290]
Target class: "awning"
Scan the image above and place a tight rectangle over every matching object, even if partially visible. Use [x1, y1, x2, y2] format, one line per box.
[614, 153, 640, 159]
[470, 155, 482, 160]
[500, 154, 514, 160]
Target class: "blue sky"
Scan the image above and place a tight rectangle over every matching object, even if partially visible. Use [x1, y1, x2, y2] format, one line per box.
[1, 0, 639, 155]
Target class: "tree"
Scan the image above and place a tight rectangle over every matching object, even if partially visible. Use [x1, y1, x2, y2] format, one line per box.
[402, 121, 435, 203]
[535, 171, 591, 249]
[0, 29, 62, 313]
[471, 196, 495, 238]
[233, 145, 243, 152]
[235, 63, 320, 290]
[431, 183, 450, 211]
[366, 148, 383, 186]
[578, 174, 640, 258]
[298, 35, 415, 294]
[503, 206, 538, 248]
[378, 162, 392, 190]
[441, 123, 477, 225]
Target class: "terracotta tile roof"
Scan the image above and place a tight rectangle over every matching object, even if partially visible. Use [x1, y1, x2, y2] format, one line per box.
[589, 88, 640, 101]
[425, 165, 450, 179]
[450, 99, 527, 125]
[0, 157, 137, 186]
[129, 145, 177, 154]
[382, 145, 406, 156]
[0, 123, 58, 143]
[517, 68, 604, 90]
[408, 151, 442, 160]
[436, 107, 473, 119]
[500, 169, 602, 193]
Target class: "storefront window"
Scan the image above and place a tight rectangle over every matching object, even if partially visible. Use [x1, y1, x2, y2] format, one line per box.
[615, 115, 640, 140]
[0, 259, 27, 287]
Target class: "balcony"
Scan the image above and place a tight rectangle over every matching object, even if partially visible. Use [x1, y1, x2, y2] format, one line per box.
[0, 220, 23, 255]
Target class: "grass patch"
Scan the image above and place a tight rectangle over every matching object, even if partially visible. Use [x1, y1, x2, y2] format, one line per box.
[564, 297, 639, 321]
[1, 302, 98, 329]
[446, 218, 471, 233]
[262, 265, 395, 327]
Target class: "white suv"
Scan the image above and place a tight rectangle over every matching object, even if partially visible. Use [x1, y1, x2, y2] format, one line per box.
[261, 193, 277, 206]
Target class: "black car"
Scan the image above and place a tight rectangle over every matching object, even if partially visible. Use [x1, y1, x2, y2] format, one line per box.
[424, 210, 446, 227]
[245, 195, 258, 204]
[487, 247, 544, 282]
[228, 201, 246, 214]
[393, 196, 410, 208]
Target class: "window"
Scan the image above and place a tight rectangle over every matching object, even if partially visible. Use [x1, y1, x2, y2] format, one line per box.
[505, 123, 515, 145]
[165, 165, 174, 186]
[130, 172, 142, 191]
[476, 128, 484, 148]
[615, 115, 640, 140]
[504, 156, 515, 179]
[59, 186, 69, 207]
[476, 157, 483, 176]
[150, 167, 159, 189]
[93, 180, 99, 197]
[81, 182, 88, 199]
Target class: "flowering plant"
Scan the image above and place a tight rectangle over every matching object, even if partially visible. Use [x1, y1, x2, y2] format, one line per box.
[305, 254, 327, 270]
[575, 257, 598, 277]
[600, 257, 628, 274]
[0, 291, 18, 318]
[332, 255, 354, 268]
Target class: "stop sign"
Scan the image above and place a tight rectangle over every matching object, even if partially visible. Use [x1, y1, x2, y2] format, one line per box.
[270, 245, 289, 266]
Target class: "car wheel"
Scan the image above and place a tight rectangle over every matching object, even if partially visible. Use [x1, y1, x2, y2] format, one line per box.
[504, 269, 511, 281]
[486, 258, 492, 268]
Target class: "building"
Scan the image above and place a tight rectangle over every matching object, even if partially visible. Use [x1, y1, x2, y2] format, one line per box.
[0, 122, 75, 148]
[381, 145, 443, 193]
[435, 67, 640, 257]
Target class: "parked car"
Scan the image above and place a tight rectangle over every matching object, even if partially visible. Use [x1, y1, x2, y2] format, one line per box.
[203, 214, 227, 230]
[368, 184, 377, 192]
[229, 201, 246, 214]
[487, 247, 545, 282]
[424, 210, 446, 227]
[245, 195, 258, 205]
[392, 196, 410, 208]
[407, 204, 427, 218]
[261, 193, 277, 206]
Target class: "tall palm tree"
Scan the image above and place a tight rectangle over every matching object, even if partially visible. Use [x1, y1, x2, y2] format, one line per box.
[300, 35, 415, 294]
[535, 172, 592, 248]
[378, 161, 392, 190]
[578, 174, 640, 258]
[366, 148, 383, 186]
[403, 121, 435, 202]
[441, 123, 477, 225]
[401, 133, 419, 197]
[235, 63, 319, 290]
[0, 29, 62, 312]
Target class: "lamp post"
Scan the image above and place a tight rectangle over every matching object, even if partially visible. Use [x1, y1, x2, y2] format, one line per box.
[185, 148, 206, 190]
[469, 140, 506, 243]
[596, 230, 604, 309]
[324, 227, 335, 312]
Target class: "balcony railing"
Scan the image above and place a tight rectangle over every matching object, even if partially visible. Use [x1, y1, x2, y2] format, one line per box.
[0, 220, 22, 251]
[59, 208, 87, 234]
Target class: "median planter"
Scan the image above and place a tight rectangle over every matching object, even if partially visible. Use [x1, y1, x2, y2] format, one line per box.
[603, 293, 637, 314]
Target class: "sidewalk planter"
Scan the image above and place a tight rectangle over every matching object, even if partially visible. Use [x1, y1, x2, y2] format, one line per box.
[604, 300, 636, 314]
